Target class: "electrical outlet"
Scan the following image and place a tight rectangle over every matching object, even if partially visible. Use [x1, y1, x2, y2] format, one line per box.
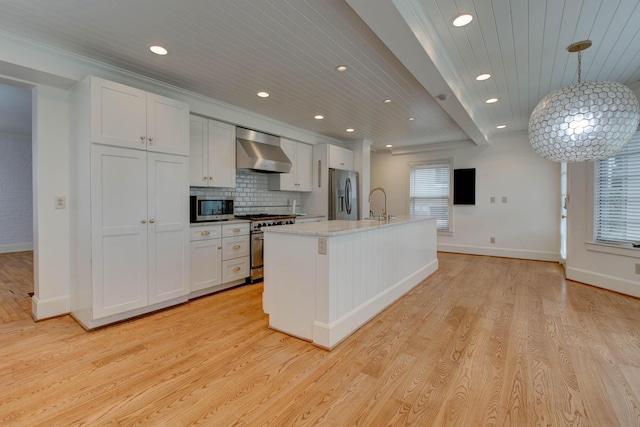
[54, 196, 66, 209]
[502, 196, 508, 203]
[490, 196, 495, 203]
[318, 238, 327, 255]
[490, 237, 495, 244]
[636, 263, 640, 275]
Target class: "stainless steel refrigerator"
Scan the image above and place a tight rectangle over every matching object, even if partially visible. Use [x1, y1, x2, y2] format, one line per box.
[329, 168, 359, 220]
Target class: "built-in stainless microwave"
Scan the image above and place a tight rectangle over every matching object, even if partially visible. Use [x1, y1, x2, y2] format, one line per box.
[190, 196, 235, 222]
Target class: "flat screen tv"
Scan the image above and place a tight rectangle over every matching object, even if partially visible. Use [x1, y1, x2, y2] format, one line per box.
[453, 168, 475, 205]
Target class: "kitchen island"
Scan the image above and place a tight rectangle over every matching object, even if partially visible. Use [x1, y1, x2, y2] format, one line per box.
[262, 216, 438, 349]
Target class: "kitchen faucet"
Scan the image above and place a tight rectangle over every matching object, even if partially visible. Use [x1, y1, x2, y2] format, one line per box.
[368, 187, 387, 219]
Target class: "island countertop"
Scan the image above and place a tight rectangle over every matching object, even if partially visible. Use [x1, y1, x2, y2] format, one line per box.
[263, 215, 436, 237]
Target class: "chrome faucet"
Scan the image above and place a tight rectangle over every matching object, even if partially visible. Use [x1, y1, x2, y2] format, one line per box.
[368, 187, 387, 219]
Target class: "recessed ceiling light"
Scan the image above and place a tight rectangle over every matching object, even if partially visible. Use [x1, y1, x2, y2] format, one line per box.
[386, 144, 393, 148]
[476, 73, 491, 81]
[336, 65, 347, 72]
[383, 99, 392, 104]
[452, 13, 473, 27]
[314, 115, 324, 120]
[408, 117, 415, 121]
[257, 91, 269, 98]
[496, 125, 506, 129]
[346, 128, 354, 132]
[486, 98, 498, 104]
[149, 45, 168, 55]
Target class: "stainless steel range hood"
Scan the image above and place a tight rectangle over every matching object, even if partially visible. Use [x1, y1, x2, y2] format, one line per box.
[236, 127, 293, 173]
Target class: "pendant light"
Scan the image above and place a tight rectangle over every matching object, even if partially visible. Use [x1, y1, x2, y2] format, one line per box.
[528, 40, 640, 162]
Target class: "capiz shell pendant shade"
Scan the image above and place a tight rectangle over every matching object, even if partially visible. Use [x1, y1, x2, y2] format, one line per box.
[529, 80, 640, 162]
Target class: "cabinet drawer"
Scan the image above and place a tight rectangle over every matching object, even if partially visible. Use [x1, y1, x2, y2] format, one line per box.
[222, 257, 249, 283]
[222, 222, 250, 237]
[222, 235, 250, 260]
[190, 225, 222, 241]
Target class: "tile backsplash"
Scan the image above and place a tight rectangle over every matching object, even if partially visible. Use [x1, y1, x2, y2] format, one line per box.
[190, 170, 306, 215]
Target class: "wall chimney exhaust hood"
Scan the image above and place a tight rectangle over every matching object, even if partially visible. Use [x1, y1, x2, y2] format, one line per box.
[236, 127, 292, 173]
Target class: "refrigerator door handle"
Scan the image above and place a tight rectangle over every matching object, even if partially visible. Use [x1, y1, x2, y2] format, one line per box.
[345, 178, 352, 214]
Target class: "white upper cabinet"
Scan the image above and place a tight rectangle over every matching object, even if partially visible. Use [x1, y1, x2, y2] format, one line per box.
[268, 139, 312, 192]
[189, 115, 208, 187]
[146, 93, 190, 156]
[329, 144, 354, 170]
[90, 77, 189, 156]
[189, 115, 236, 188]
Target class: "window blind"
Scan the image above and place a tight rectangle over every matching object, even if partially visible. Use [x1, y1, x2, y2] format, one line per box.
[594, 130, 640, 244]
[409, 161, 451, 230]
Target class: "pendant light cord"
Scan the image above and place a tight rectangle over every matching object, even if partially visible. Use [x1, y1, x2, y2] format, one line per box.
[577, 50, 582, 83]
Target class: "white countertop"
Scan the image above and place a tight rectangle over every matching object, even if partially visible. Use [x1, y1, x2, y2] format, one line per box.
[263, 215, 436, 237]
[190, 219, 250, 227]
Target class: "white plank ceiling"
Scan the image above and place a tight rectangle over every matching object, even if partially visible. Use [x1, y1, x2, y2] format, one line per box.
[0, 0, 638, 152]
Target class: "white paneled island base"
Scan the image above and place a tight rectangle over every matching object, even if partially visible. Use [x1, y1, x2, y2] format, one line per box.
[263, 216, 438, 349]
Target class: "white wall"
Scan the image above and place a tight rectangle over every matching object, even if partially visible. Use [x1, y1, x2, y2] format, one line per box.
[565, 162, 640, 297]
[0, 133, 32, 252]
[31, 85, 71, 319]
[371, 133, 561, 261]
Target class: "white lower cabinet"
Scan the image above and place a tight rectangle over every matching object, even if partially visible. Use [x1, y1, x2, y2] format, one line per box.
[190, 225, 222, 292]
[73, 145, 189, 328]
[189, 222, 250, 297]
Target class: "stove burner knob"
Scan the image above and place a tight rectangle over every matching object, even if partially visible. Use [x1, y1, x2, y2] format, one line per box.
[256, 223, 262, 228]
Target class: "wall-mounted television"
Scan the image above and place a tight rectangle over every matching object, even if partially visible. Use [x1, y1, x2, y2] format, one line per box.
[453, 168, 476, 205]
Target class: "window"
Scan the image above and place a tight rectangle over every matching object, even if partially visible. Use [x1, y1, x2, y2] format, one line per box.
[409, 160, 452, 231]
[594, 130, 640, 244]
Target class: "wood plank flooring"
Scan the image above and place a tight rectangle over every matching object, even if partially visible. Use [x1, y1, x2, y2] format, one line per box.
[1, 253, 639, 425]
[0, 251, 33, 323]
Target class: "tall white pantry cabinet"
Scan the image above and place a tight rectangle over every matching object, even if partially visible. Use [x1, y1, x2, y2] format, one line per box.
[70, 76, 190, 329]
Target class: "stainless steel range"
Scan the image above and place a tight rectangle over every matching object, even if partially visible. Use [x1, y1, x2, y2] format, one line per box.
[235, 214, 296, 283]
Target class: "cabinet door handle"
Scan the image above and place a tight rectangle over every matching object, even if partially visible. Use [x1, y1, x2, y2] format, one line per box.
[217, 246, 222, 249]
[149, 219, 155, 224]
[209, 176, 213, 180]
[233, 228, 241, 232]
[140, 136, 146, 141]
[141, 219, 147, 224]
[148, 137, 154, 142]
[201, 230, 210, 236]
[233, 244, 241, 249]
[233, 266, 241, 272]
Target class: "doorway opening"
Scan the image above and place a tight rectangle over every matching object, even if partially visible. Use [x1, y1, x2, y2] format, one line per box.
[0, 82, 34, 323]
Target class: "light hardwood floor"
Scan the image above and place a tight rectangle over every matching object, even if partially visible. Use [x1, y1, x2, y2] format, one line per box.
[0, 251, 33, 323]
[1, 253, 639, 426]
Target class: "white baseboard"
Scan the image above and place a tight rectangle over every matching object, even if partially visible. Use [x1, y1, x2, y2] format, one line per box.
[313, 258, 439, 349]
[31, 294, 70, 320]
[565, 267, 640, 298]
[0, 243, 33, 254]
[437, 243, 560, 262]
